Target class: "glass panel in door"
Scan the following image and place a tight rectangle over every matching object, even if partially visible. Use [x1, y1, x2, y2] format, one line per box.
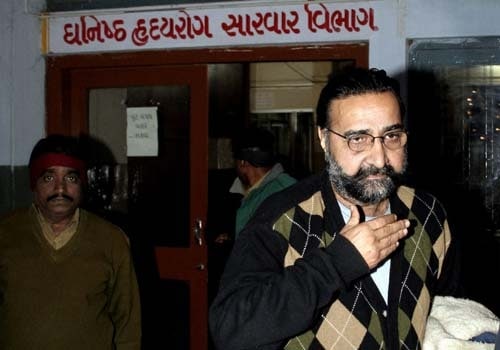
[70, 66, 208, 350]
[88, 85, 190, 349]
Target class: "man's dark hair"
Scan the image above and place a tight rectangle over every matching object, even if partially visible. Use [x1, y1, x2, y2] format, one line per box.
[232, 127, 276, 167]
[29, 134, 85, 167]
[28, 134, 87, 190]
[316, 67, 405, 128]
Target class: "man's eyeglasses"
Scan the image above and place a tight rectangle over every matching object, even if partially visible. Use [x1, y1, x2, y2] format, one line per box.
[325, 128, 408, 152]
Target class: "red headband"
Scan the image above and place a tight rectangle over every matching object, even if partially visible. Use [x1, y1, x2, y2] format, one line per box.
[30, 153, 87, 189]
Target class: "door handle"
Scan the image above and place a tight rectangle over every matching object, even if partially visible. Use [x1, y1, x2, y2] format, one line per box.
[194, 218, 204, 246]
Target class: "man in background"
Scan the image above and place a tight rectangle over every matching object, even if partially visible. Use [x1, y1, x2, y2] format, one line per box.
[230, 126, 297, 238]
[208, 128, 297, 350]
[0, 134, 141, 350]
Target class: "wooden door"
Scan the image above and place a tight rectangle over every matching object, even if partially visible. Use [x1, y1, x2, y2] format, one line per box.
[45, 43, 368, 350]
[63, 65, 208, 350]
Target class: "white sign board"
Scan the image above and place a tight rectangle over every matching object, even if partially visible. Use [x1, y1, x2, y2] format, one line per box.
[126, 107, 159, 157]
[47, 2, 380, 53]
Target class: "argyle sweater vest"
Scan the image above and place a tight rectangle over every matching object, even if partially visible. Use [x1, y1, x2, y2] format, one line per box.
[275, 185, 451, 350]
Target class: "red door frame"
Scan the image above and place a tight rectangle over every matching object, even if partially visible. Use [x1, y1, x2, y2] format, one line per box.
[45, 43, 368, 350]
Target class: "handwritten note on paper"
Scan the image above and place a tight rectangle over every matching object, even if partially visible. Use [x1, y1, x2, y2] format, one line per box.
[126, 107, 159, 157]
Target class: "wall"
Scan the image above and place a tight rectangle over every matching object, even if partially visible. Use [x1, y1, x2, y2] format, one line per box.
[250, 61, 332, 113]
[0, 0, 45, 213]
[1, 0, 500, 214]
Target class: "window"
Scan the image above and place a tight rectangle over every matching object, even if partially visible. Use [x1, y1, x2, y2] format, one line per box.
[408, 37, 500, 238]
[249, 111, 316, 179]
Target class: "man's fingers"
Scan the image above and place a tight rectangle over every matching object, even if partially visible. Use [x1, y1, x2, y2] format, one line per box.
[341, 209, 410, 269]
[374, 218, 410, 239]
[379, 230, 404, 246]
[366, 213, 398, 230]
[378, 239, 400, 259]
[377, 222, 409, 252]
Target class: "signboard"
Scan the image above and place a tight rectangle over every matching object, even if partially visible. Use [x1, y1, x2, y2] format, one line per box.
[126, 107, 159, 157]
[46, 2, 380, 54]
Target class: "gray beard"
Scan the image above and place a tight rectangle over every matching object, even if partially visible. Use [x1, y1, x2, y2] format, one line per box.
[324, 146, 407, 205]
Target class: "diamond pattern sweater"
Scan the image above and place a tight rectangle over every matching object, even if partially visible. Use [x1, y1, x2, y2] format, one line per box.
[209, 171, 461, 349]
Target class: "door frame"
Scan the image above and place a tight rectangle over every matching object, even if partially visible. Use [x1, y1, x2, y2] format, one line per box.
[68, 64, 209, 350]
[46, 43, 368, 134]
[45, 43, 368, 350]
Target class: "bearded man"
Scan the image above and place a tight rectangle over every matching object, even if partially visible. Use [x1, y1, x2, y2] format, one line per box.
[209, 67, 462, 350]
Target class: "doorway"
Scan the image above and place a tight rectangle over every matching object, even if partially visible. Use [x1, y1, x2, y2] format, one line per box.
[45, 43, 368, 350]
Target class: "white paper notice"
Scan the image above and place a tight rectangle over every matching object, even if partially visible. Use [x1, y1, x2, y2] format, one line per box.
[126, 107, 159, 157]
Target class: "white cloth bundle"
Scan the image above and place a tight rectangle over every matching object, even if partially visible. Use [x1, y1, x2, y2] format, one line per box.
[423, 296, 499, 350]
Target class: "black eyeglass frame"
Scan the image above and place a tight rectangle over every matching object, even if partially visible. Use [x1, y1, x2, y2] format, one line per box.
[324, 127, 408, 152]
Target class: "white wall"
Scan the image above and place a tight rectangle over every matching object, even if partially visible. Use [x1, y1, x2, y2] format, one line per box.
[0, 0, 14, 166]
[2, 0, 500, 166]
[0, 0, 45, 167]
[373, 0, 500, 76]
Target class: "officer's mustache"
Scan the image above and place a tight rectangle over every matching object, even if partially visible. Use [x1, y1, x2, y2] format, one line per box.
[47, 193, 74, 202]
